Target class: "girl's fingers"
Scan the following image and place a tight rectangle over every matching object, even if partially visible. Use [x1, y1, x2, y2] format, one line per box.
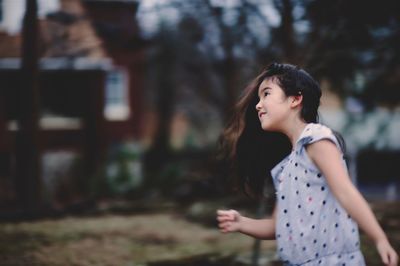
[217, 210, 235, 217]
[218, 221, 227, 228]
[377, 240, 394, 265]
[216, 210, 237, 220]
[381, 253, 389, 265]
[389, 250, 399, 266]
[383, 250, 392, 265]
[217, 210, 232, 216]
[217, 214, 236, 222]
[381, 249, 398, 266]
[216, 210, 225, 215]
[217, 210, 239, 233]
[217, 216, 231, 222]
[218, 222, 231, 232]
[219, 221, 231, 229]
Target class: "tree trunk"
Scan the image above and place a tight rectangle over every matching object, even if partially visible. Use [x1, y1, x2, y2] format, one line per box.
[15, 0, 42, 215]
[281, 0, 296, 63]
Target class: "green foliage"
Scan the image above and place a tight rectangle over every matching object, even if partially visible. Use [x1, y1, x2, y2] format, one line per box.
[92, 142, 144, 198]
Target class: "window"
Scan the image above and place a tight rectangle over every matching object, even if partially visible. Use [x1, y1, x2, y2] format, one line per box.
[0, 0, 60, 34]
[37, 0, 60, 18]
[0, 0, 5, 30]
[0, 0, 3, 24]
[0, 0, 25, 34]
[104, 68, 131, 121]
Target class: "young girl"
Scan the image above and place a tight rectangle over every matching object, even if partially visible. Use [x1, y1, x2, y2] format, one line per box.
[216, 63, 398, 265]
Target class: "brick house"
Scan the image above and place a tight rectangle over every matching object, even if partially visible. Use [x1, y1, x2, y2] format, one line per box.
[0, 0, 146, 210]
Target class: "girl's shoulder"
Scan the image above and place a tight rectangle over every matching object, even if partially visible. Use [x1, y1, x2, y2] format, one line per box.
[296, 123, 342, 153]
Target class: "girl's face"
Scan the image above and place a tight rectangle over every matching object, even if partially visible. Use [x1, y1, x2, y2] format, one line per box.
[255, 78, 292, 131]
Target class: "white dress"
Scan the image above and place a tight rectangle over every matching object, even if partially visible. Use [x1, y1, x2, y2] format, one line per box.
[270, 123, 366, 265]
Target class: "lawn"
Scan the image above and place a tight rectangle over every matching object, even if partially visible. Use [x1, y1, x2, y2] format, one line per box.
[0, 200, 398, 266]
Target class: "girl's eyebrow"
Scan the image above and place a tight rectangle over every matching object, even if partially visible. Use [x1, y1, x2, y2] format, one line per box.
[258, 86, 272, 96]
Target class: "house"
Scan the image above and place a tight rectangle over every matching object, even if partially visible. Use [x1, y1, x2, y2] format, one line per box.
[82, 0, 147, 142]
[0, 0, 146, 210]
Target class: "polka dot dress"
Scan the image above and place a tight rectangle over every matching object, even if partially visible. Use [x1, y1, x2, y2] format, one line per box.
[270, 123, 366, 265]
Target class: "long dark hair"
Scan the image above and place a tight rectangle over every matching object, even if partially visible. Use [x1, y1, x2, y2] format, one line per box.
[216, 63, 345, 198]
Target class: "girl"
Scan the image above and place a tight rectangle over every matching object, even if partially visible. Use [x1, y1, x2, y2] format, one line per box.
[216, 63, 398, 265]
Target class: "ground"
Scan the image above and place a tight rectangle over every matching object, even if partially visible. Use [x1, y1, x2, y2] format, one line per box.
[0, 200, 398, 266]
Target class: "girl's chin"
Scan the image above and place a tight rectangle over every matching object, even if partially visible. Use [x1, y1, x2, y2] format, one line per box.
[261, 121, 278, 131]
[261, 122, 273, 130]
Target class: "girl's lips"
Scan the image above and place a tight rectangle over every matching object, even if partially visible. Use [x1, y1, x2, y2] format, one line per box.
[259, 112, 266, 119]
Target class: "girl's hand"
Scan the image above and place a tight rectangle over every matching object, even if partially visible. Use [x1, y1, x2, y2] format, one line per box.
[376, 238, 399, 266]
[216, 209, 241, 233]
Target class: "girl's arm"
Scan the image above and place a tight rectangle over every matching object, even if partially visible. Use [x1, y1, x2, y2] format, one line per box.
[217, 203, 277, 240]
[306, 140, 399, 266]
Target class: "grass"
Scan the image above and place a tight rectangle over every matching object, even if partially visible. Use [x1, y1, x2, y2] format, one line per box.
[0, 212, 275, 266]
[0, 200, 398, 266]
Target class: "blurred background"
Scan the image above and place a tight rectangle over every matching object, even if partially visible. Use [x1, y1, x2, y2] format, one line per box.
[0, 0, 399, 265]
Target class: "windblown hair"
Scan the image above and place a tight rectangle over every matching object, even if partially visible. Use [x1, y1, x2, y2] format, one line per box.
[216, 63, 345, 198]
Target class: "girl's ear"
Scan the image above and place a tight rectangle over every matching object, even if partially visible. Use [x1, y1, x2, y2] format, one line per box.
[290, 95, 303, 108]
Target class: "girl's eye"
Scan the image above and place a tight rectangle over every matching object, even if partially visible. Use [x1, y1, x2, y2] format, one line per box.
[264, 92, 270, 96]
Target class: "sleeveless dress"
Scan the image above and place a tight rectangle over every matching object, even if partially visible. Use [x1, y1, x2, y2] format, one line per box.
[270, 123, 366, 265]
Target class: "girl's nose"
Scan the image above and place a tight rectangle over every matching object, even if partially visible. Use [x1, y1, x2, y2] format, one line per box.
[255, 100, 261, 111]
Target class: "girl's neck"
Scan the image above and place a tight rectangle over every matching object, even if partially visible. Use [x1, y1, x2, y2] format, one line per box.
[280, 120, 309, 151]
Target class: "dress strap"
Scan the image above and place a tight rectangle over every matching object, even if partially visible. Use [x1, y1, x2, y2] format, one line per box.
[295, 123, 343, 153]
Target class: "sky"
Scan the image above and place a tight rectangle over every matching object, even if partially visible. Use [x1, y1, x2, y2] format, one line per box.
[136, 0, 281, 37]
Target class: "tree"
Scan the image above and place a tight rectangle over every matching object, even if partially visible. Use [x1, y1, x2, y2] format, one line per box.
[15, 0, 42, 215]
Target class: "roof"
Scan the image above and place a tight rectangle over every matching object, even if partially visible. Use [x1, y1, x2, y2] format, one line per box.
[0, 57, 112, 70]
